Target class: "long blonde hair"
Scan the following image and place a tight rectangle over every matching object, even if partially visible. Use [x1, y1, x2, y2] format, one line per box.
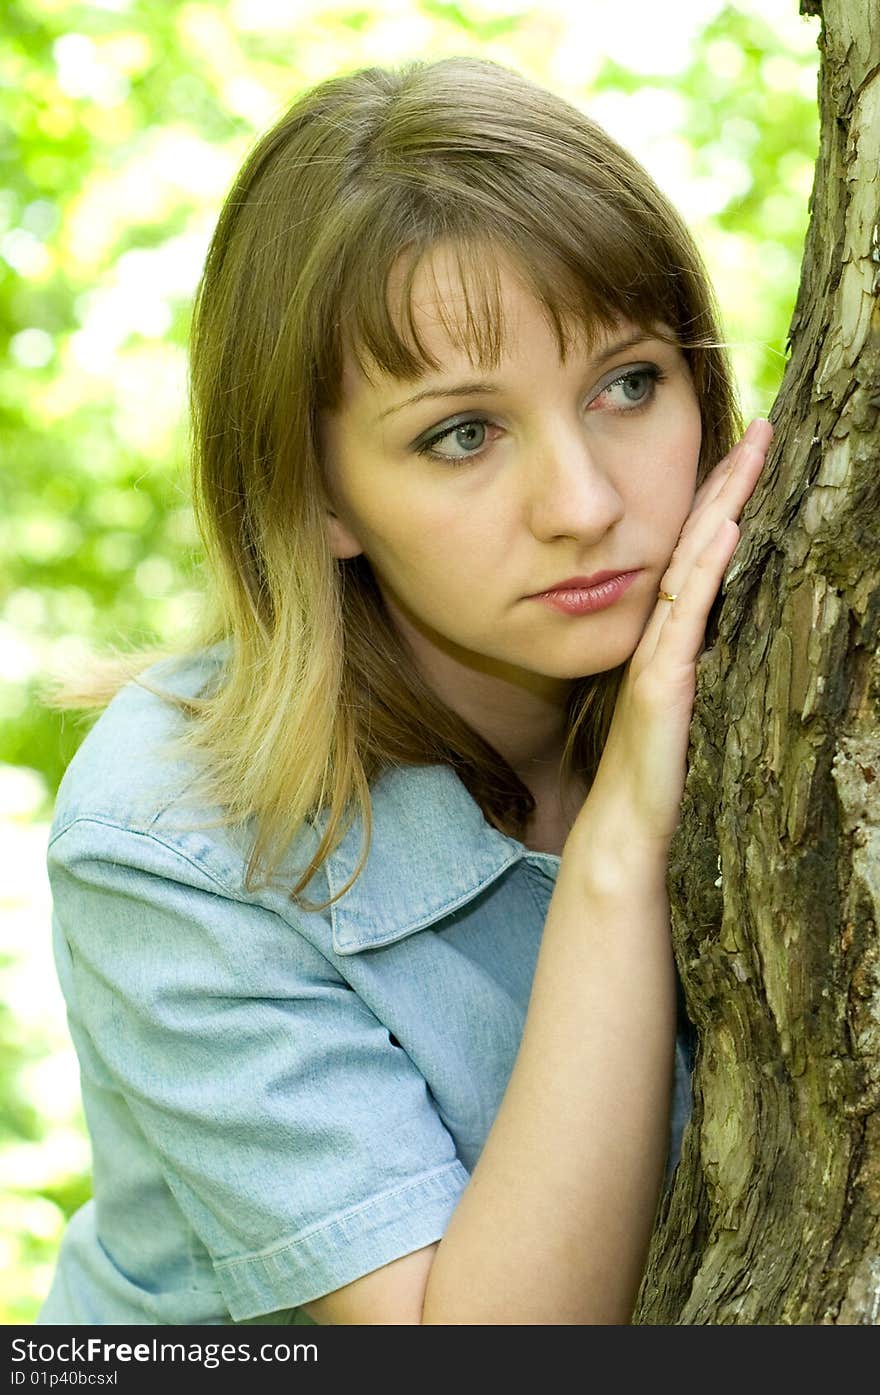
[44, 56, 741, 911]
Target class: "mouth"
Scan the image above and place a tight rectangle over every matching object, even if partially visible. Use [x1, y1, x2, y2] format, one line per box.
[529, 570, 638, 595]
[528, 570, 642, 615]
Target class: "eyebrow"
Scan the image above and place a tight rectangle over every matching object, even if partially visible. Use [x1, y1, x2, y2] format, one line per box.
[374, 329, 661, 422]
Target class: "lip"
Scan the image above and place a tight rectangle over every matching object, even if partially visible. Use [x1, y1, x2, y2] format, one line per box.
[529, 569, 641, 615]
[533, 570, 635, 594]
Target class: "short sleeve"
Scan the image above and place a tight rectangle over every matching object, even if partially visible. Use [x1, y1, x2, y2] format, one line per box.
[48, 818, 469, 1320]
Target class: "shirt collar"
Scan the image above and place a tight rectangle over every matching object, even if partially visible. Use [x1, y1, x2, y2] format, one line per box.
[315, 763, 559, 955]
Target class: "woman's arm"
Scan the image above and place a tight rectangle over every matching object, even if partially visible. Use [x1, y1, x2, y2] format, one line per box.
[304, 831, 673, 1325]
[422, 832, 674, 1323]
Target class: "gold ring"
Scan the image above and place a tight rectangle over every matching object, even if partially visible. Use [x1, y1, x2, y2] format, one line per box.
[658, 589, 678, 602]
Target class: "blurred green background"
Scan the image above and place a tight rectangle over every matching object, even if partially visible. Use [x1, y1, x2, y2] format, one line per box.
[1, 0, 819, 1323]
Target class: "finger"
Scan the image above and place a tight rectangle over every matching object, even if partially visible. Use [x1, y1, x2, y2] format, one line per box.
[635, 516, 739, 669]
[667, 424, 770, 584]
[692, 418, 773, 513]
[655, 519, 740, 668]
[633, 422, 770, 670]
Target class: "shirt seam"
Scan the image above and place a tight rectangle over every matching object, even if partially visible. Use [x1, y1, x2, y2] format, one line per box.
[331, 851, 524, 952]
[213, 1161, 467, 1274]
[48, 814, 370, 985]
[519, 860, 556, 919]
[48, 815, 243, 899]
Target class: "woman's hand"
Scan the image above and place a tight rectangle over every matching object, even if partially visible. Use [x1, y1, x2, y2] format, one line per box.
[569, 417, 774, 865]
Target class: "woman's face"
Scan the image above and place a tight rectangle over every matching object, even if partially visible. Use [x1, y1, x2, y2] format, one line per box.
[320, 245, 703, 701]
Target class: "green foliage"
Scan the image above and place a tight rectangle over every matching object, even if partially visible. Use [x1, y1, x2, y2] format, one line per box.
[0, 0, 820, 1324]
[679, 6, 820, 408]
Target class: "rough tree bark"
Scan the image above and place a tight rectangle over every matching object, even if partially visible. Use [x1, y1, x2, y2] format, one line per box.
[634, 0, 880, 1324]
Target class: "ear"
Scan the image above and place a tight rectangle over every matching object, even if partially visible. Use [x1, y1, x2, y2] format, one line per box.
[317, 413, 363, 559]
[325, 508, 364, 561]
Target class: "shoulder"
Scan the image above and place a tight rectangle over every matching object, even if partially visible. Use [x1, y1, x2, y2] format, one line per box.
[47, 643, 291, 899]
[51, 645, 222, 831]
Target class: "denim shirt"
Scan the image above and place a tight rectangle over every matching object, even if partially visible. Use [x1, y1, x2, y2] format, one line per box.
[38, 647, 693, 1325]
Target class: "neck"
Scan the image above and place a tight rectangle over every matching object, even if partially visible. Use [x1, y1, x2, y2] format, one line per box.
[380, 587, 575, 793]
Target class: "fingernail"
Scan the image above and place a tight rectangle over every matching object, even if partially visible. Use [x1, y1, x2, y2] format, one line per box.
[744, 418, 766, 443]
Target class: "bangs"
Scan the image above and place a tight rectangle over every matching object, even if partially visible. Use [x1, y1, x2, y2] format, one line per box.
[349, 238, 632, 383]
[316, 186, 694, 404]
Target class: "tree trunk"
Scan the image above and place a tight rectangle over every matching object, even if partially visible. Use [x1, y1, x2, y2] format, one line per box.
[634, 0, 880, 1325]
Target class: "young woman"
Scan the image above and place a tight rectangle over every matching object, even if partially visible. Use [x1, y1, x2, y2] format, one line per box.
[38, 55, 772, 1325]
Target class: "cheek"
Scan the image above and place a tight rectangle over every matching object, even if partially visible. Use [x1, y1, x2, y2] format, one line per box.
[380, 480, 502, 556]
[337, 485, 474, 585]
[664, 399, 702, 493]
[389, 517, 510, 623]
[684, 390, 703, 459]
[400, 514, 496, 584]
[639, 416, 701, 536]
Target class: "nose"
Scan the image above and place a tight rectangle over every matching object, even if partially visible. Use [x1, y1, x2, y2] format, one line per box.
[525, 424, 625, 544]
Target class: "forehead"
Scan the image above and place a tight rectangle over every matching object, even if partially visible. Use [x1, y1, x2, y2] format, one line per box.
[339, 240, 610, 404]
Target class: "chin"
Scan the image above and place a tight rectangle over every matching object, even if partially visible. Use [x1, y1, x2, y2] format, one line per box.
[517, 655, 625, 686]
[561, 660, 628, 682]
[547, 635, 639, 680]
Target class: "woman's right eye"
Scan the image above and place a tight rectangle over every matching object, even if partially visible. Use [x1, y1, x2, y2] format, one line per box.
[416, 415, 496, 464]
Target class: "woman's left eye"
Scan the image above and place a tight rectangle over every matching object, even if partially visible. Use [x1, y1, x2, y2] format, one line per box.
[590, 364, 664, 412]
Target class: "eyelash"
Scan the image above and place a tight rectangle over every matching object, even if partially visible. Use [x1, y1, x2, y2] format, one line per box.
[415, 364, 668, 466]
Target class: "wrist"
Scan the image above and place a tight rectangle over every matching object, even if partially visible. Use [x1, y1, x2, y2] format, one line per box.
[560, 805, 672, 898]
